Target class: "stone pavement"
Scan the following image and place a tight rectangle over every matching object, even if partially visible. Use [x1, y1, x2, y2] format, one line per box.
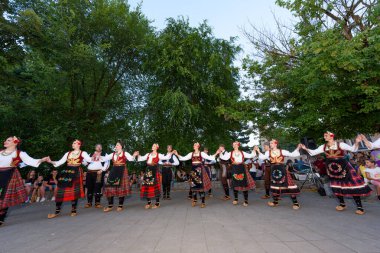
[1, 188, 380, 253]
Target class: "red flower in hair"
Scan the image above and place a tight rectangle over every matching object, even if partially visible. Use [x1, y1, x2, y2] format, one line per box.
[13, 136, 20, 144]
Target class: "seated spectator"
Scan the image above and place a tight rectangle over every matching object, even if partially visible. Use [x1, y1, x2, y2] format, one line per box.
[370, 148, 380, 167]
[44, 169, 58, 201]
[32, 175, 46, 202]
[365, 158, 380, 201]
[313, 155, 327, 177]
[24, 170, 36, 203]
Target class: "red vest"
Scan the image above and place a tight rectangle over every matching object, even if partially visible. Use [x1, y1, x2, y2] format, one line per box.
[66, 151, 83, 166]
[147, 153, 159, 165]
[269, 149, 284, 164]
[10, 150, 22, 167]
[230, 150, 244, 164]
[323, 142, 345, 158]
[192, 152, 202, 164]
[112, 152, 126, 166]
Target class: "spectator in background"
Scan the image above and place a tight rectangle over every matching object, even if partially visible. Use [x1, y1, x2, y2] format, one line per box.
[370, 149, 380, 167]
[364, 159, 380, 201]
[33, 175, 46, 202]
[24, 170, 36, 203]
[44, 169, 58, 201]
[313, 155, 327, 177]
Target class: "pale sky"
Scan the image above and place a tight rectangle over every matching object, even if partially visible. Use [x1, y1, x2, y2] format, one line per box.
[128, 1, 294, 146]
[128, 0, 293, 55]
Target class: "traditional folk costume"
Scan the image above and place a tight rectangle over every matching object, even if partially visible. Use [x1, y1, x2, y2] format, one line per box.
[159, 153, 179, 200]
[178, 152, 215, 207]
[102, 152, 134, 211]
[306, 142, 371, 214]
[84, 151, 109, 208]
[258, 149, 301, 209]
[49, 151, 92, 217]
[0, 150, 41, 225]
[203, 156, 216, 197]
[219, 150, 256, 206]
[138, 152, 172, 208]
[218, 150, 232, 200]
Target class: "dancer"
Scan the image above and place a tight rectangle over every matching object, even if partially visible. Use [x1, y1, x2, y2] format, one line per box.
[218, 144, 232, 200]
[219, 142, 256, 206]
[0, 136, 47, 226]
[101, 140, 137, 212]
[137, 144, 172, 209]
[174, 143, 216, 208]
[301, 132, 371, 214]
[159, 145, 179, 200]
[46, 139, 93, 218]
[254, 140, 302, 209]
[85, 144, 110, 208]
[260, 142, 272, 199]
[361, 135, 380, 150]
[203, 147, 216, 197]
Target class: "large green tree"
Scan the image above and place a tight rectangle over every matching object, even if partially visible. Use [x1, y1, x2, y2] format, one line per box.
[243, 0, 380, 142]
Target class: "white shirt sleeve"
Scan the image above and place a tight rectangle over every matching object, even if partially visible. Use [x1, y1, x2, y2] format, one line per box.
[243, 151, 255, 159]
[258, 151, 269, 160]
[219, 151, 231, 160]
[201, 152, 215, 161]
[53, 152, 69, 167]
[102, 160, 110, 171]
[137, 153, 149, 162]
[159, 153, 172, 161]
[19, 152, 41, 168]
[125, 152, 135, 162]
[282, 149, 300, 157]
[101, 153, 114, 162]
[370, 138, 380, 149]
[81, 151, 93, 164]
[306, 145, 325, 156]
[178, 152, 192, 161]
[339, 143, 358, 153]
[171, 155, 180, 166]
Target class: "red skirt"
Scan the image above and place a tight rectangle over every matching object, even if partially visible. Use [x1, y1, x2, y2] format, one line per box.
[140, 166, 161, 200]
[0, 167, 26, 209]
[55, 167, 84, 202]
[104, 167, 131, 197]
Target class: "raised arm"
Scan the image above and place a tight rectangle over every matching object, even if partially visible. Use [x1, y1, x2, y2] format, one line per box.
[282, 148, 300, 158]
[81, 151, 93, 164]
[171, 155, 180, 166]
[201, 152, 215, 161]
[52, 152, 69, 167]
[158, 153, 172, 161]
[303, 145, 324, 157]
[137, 153, 149, 162]
[219, 151, 231, 160]
[178, 152, 192, 161]
[100, 153, 114, 162]
[125, 152, 136, 162]
[258, 151, 269, 160]
[243, 151, 256, 159]
[339, 142, 358, 153]
[19, 152, 42, 168]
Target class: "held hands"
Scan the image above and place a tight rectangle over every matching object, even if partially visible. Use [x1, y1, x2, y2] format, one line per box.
[133, 151, 139, 157]
[45, 156, 53, 164]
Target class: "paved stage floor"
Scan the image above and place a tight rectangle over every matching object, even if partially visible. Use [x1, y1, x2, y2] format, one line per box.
[1, 188, 380, 253]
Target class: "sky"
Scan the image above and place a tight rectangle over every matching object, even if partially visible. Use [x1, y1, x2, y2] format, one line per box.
[127, 0, 294, 146]
[128, 0, 294, 56]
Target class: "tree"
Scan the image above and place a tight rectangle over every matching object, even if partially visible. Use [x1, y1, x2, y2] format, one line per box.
[243, 0, 380, 142]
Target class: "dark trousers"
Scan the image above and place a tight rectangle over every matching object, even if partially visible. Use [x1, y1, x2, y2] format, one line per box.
[220, 163, 230, 197]
[162, 167, 173, 198]
[108, 196, 125, 207]
[86, 171, 104, 204]
[55, 200, 78, 214]
[264, 165, 271, 195]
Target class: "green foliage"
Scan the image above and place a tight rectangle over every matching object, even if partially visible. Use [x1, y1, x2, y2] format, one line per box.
[244, 0, 380, 142]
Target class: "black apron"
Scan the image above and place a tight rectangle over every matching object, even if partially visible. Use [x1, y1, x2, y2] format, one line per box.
[0, 168, 14, 200]
[106, 166, 124, 186]
[57, 165, 80, 188]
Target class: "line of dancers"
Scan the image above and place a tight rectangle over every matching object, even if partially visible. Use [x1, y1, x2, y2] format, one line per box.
[0, 132, 378, 226]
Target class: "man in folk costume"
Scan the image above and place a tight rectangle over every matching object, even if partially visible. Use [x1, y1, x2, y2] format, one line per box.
[47, 139, 93, 218]
[218, 144, 232, 200]
[174, 143, 217, 208]
[254, 140, 302, 210]
[202, 147, 216, 197]
[301, 132, 371, 215]
[218, 141, 256, 206]
[260, 142, 272, 199]
[0, 136, 47, 226]
[101, 140, 137, 212]
[84, 144, 110, 208]
[137, 143, 173, 209]
[159, 145, 179, 200]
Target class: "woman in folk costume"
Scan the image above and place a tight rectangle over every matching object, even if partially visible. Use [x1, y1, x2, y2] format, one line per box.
[254, 140, 302, 210]
[0, 136, 47, 226]
[136, 143, 172, 209]
[101, 140, 138, 212]
[218, 141, 256, 207]
[174, 142, 217, 208]
[47, 139, 93, 218]
[301, 132, 371, 215]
